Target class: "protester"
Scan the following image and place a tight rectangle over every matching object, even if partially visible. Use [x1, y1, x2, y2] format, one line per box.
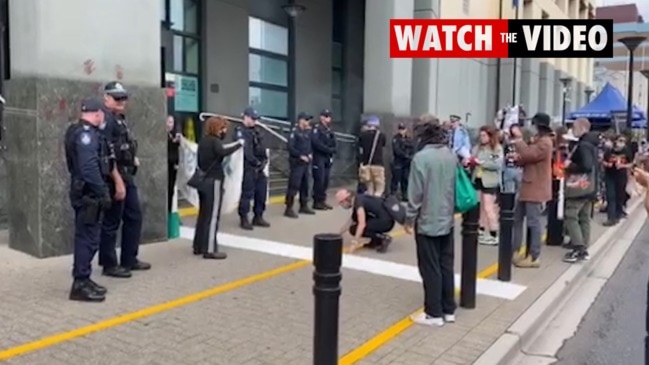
[390, 123, 413, 200]
[358, 116, 386, 196]
[167, 115, 181, 213]
[192, 117, 243, 259]
[471, 126, 503, 245]
[562, 119, 598, 263]
[502, 124, 523, 194]
[404, 117, 457, 327]
[335, 189, 393, 253]
[602, 134, 633, 226]
[508, 113, 553, 268]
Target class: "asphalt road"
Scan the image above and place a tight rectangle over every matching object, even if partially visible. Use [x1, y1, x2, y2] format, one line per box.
[555, 222, 649, 365]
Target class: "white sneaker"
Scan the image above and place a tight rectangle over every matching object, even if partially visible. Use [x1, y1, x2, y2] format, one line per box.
[410, 312, 444, 327]
[444, 314, 456, 323]
[479, 235, 498, 246]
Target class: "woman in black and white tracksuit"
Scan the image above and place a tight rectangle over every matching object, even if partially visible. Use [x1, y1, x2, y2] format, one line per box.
[193, 116, 242, 259]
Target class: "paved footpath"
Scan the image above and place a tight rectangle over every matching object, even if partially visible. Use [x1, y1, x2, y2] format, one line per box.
[0, 196, 615, 365]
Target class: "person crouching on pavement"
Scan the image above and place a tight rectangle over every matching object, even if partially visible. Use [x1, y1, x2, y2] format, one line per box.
[403, 117, 458, 327]
[471, 126, 503, 246]
[507, 113, 553, 268]
[562, 118, 598, 263]
[336, 189, 394, 253]
[192, 117, 243, 259]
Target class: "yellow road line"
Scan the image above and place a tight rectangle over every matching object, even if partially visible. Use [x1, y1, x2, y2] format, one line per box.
[338, 233, 545, 364]
[179, 196, 285, 217]
[0, 260, 310, 361]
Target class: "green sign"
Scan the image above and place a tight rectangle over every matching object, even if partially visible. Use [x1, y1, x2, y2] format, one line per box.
[174, 75, 199, 112]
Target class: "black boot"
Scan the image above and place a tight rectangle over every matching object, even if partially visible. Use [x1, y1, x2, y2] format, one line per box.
[240, 216, 253, 230]
[299, 204, 315, 215]
[323, 202, 334, 210]
[69, 279, 106, 302]
[203, 252, 227, 260]
[376, 234, 393, 253]
[102, 266, 132, 278]
[313, 202, 328, 210]
[87, 279, 108, 295]
[252, 215, 271, 227]
[284, 196, 298, 218]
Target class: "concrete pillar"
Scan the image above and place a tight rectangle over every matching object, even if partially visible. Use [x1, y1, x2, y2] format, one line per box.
[411, 0, 439, 117]
[363, 0, 414, 116]
[538, 62, 554, 115]
[5, 0, 166, 257]
[520, 59, 540, 116]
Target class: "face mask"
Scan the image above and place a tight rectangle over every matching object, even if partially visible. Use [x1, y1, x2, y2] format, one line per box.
[528, 125, 538, 135]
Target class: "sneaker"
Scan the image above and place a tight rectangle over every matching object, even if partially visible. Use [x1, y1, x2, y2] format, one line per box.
[514, 256, 540, 268]
[410, 312, 444, 327]
[443, 314, 456, 323]
[562, 249, 583, 263]
[479, 235, 498, 246]
[580, 250, 590, 261]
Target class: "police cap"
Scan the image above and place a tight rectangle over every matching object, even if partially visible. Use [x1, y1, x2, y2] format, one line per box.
[449, 114, 462, 122]
[80, 98, 103, 113]
[397, 123, 406, 130]
[242, 106, 260, 120]
[104, 81, 129, 99]
[297, 112, 313, 121]
[320, 109, 332, 117]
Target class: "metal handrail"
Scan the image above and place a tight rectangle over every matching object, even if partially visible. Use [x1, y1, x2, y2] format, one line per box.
[198, 112, 357, 143]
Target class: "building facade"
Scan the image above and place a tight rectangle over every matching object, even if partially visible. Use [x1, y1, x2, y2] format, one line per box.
[0, 0, 595, 257]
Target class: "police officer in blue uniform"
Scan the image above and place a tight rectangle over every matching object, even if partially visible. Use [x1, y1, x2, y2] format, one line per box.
[236, 107, 271, 230]
[390, 123, 413, 200]
[285, 112, 316, 218]
[64, 98, 113, 302]
[311, 109, 337, 210]
[99, 81, 151, 278]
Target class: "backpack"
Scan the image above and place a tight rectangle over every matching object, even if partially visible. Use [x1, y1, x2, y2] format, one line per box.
[382, 195, 406, 225]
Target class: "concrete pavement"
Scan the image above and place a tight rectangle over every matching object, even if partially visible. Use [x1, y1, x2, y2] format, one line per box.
[0, 195, 626, 364]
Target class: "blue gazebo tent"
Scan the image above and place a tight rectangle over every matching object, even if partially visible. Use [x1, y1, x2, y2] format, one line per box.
[567, 82, 646, 128]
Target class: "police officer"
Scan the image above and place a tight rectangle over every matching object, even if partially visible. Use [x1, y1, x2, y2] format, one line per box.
[285, 112, 316, 218]
[390, 123, 413, 200]
[311, 109, 337, 210]
[99, 81, 151, 278]
[236, 107, 271, 230]
[64, 98, 112, 302]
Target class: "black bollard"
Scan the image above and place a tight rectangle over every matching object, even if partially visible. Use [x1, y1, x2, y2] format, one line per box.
[498, 192, 515, 281]
[312, 233, 343, 365]
[646, 274, 649, 365]
[546, 178, 564, 246]
[460, 204, 480, 309]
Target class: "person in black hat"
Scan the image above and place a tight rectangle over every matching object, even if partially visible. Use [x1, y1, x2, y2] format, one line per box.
[507, 112, 554, 269]
[390, 122, 413, 200]
[285, 112, 316, 218]
[64, 98, 112, 302]
[311, 108, 337, 210]
[234, 107, 271, 230]
[99, 81, 151, 279]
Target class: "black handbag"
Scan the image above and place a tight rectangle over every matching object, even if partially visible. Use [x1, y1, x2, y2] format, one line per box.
[187, 160, 219, 190]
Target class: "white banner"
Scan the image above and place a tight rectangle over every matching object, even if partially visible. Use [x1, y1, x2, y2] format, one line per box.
[177, 137, 269, 212]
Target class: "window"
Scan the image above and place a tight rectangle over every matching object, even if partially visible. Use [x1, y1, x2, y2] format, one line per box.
[160, 0, 167, 21]
[172, 35, 199, 74]
[249, 17, 288, 55]
[170, 0, 198, 34]
[249, 54, 288, 87]
[248, 17, 289, 119]
[249, 87, 288, 119]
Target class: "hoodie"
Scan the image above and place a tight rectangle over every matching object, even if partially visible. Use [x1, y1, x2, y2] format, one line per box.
[564, 131, 599, 199]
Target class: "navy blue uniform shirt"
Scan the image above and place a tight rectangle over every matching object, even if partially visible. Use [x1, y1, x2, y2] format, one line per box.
[235, 125, 267, 169]
[311, 123, 336, 159]
[101, 108, 137, 174]
[288, 126, 312, 161]
[65, 120, 111, 198]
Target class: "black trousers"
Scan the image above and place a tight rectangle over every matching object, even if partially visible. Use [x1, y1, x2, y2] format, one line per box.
[605, 173, 627, 221]
[415, 231, 456, 318]
[390, 163, 409, 198]
[193, 179, 224, 254]
[168, 160, 178, 213]
[349, 215, 395, 246]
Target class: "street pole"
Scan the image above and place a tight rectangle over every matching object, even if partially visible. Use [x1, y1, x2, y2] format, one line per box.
[498, 192, 515, 281]
[312, 233, 342, 365]
[560, 77, 571, 126]
[460, 205, 480, 309]
[584, 87, 594, 104]
[619, 36, 647, 130]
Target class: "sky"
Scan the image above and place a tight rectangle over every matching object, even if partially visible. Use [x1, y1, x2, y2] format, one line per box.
[600, 0, 649, 20]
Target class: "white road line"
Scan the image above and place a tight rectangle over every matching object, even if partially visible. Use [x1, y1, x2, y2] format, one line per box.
[180, 226, 527, 300]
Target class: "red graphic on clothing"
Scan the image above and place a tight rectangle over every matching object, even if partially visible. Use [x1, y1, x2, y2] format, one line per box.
[83, 59, 95, 75]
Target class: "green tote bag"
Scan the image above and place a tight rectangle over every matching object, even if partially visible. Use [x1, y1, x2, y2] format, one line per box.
[455, 166, 479, 214]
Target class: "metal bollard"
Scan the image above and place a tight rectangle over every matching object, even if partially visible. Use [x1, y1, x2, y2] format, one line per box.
[312, 233, 343, 365]
[460, 204, 480, 309]
[547, 179, 564, 246]
[498, 192, 515, 281]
